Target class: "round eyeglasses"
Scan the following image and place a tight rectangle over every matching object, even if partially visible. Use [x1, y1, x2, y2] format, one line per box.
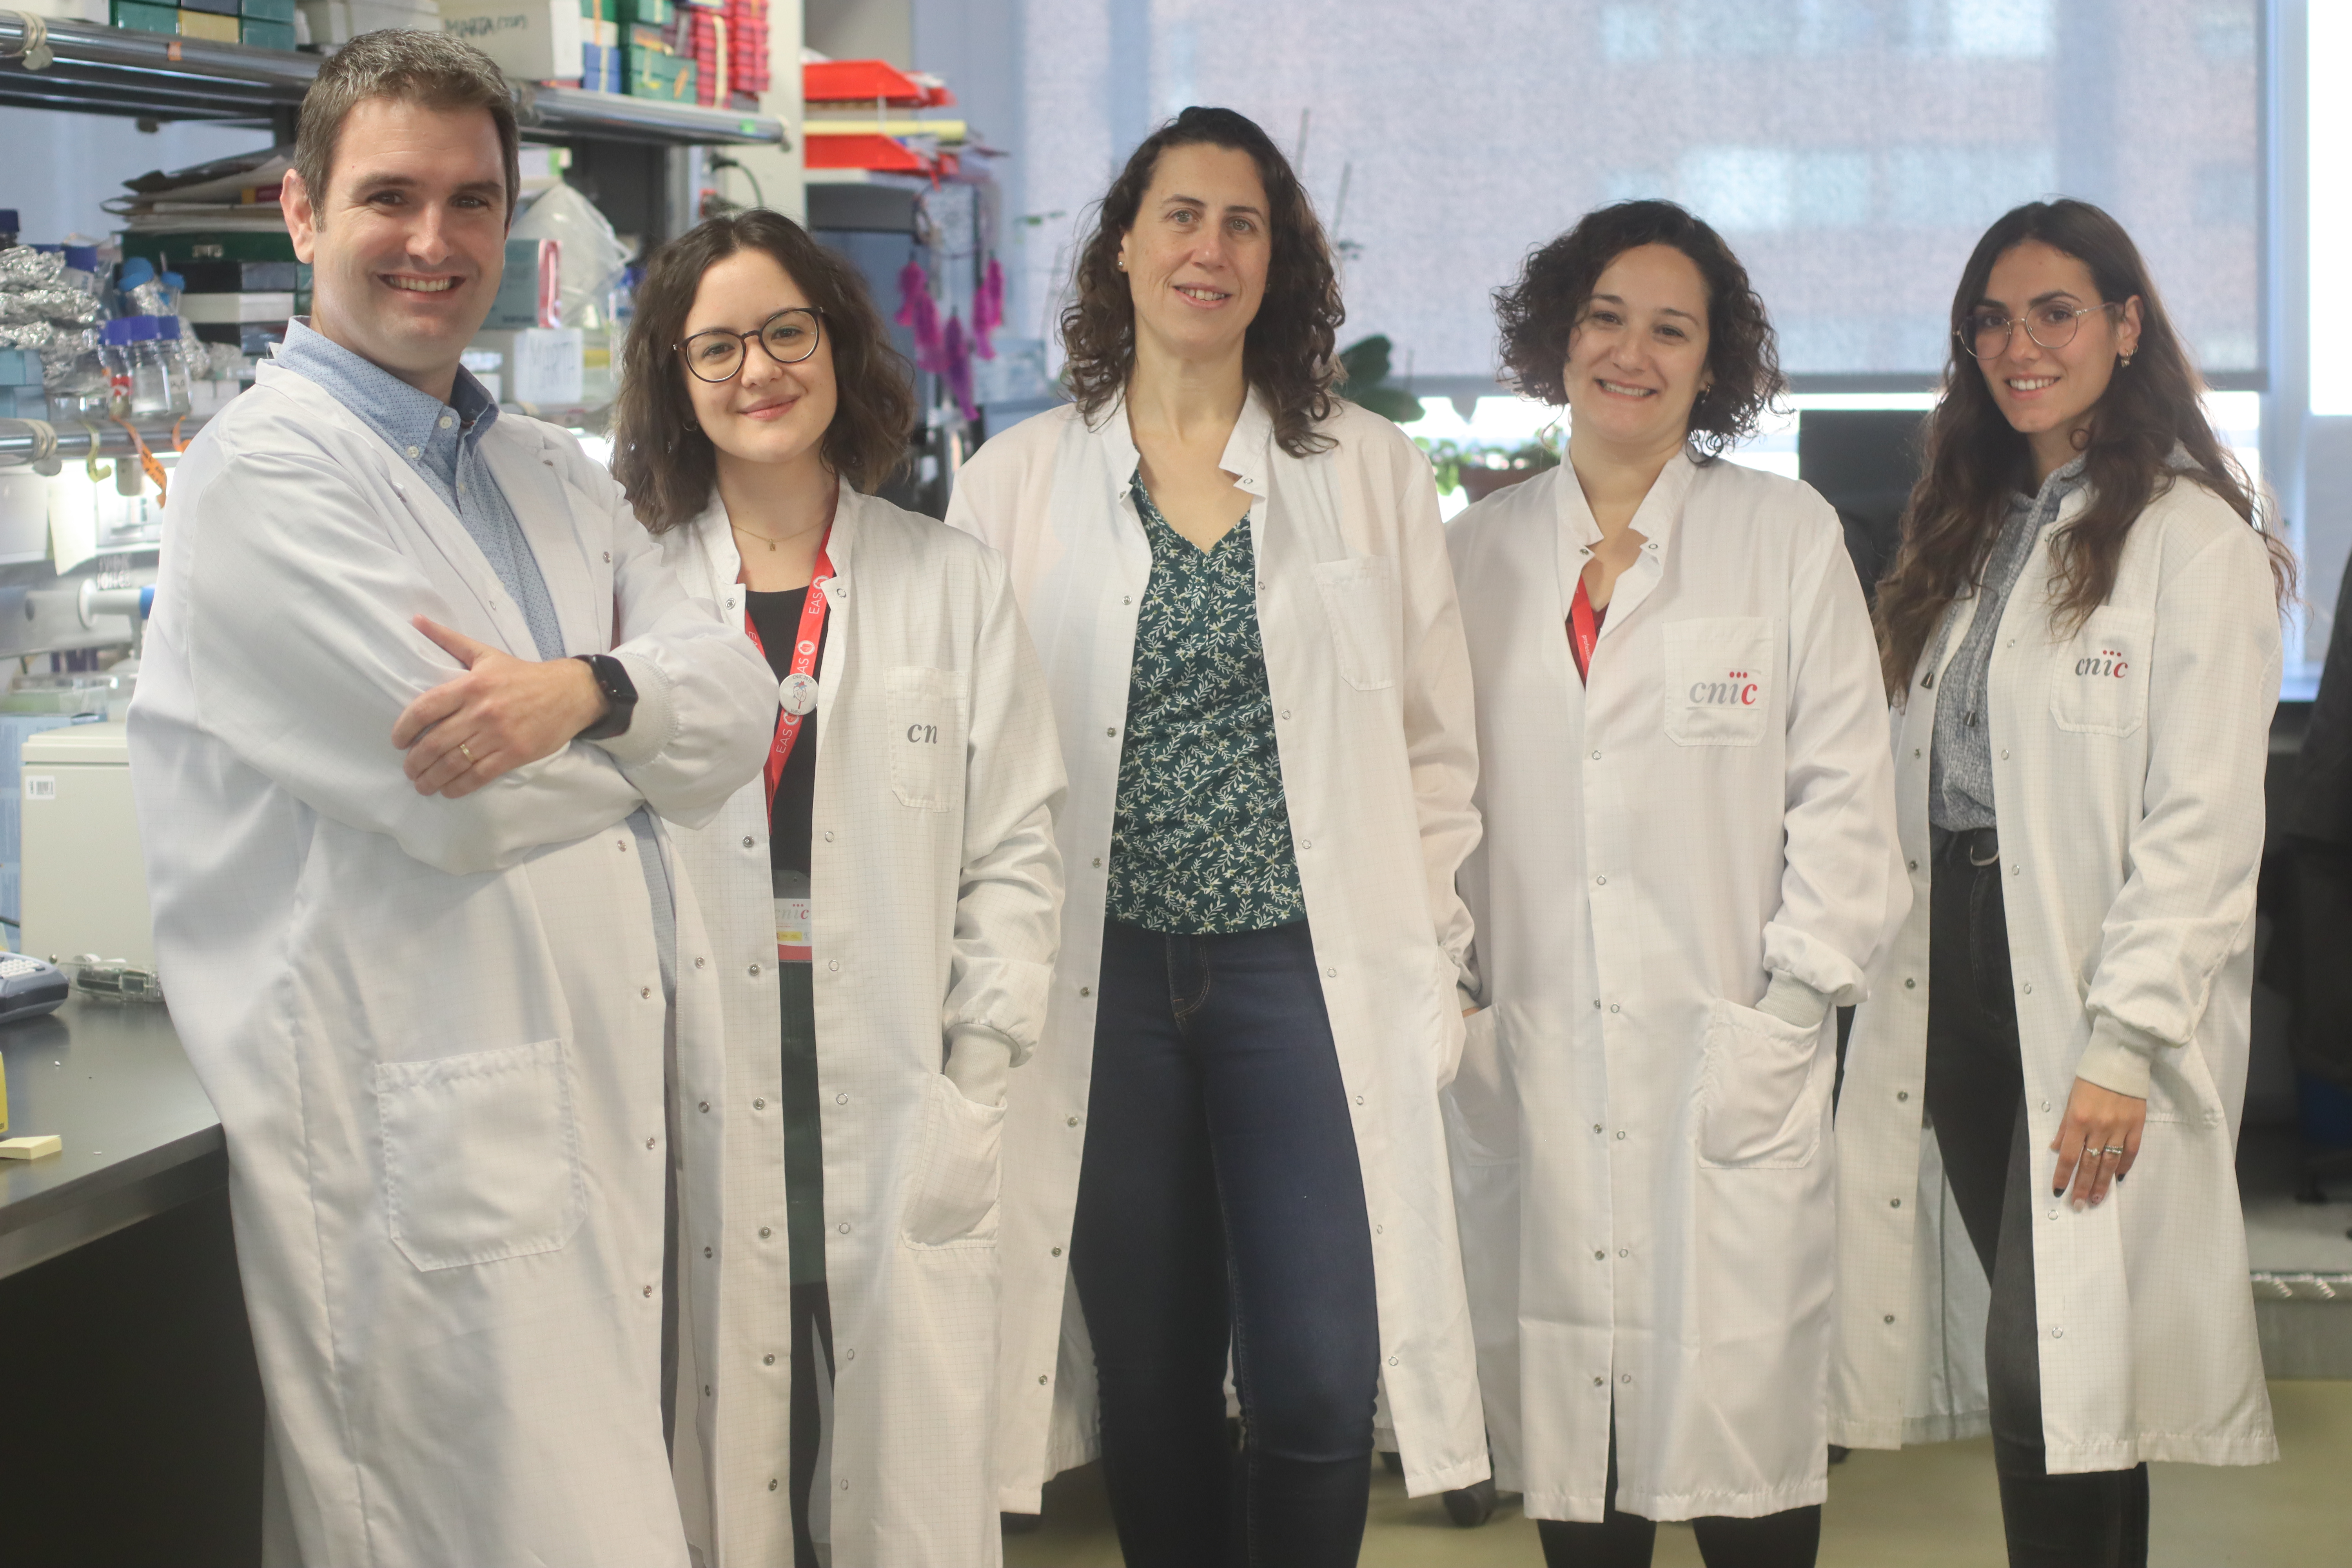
[1957, 300, 2121, 361]
[679, 307, 824, 382]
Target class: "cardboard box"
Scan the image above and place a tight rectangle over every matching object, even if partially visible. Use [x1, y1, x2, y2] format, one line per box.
[293, 0, 437, 46]
[239, 0, 295, 17]
[437, 0, 584, 82]
[581, 39, 620, 91]
[469, 328, 583, 405]
[179, 0, 238, 15]
[178, 291, 296, 324]
[241, 15, 294, 44]
[176, 7, 242, 38]
[109, 0, 179, 31]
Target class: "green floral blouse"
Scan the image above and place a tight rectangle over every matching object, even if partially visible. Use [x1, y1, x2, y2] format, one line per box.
[1107, 477, 1306, 933]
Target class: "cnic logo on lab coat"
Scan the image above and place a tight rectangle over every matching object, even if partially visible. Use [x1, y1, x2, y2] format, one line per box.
[1688, 670, 1762, 707]
[2074, 648, 2131, 680]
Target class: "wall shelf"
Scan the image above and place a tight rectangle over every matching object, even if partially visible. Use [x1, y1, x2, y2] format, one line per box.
[0, 15, 786, 146]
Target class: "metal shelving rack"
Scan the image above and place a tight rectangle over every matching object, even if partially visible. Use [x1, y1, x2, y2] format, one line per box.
[0, 12, 786, 146]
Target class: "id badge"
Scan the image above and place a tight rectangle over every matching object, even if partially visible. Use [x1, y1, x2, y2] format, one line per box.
[773, 868, 813, 964]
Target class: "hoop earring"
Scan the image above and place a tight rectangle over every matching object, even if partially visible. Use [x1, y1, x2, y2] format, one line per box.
[2119, 352, 2133, 368]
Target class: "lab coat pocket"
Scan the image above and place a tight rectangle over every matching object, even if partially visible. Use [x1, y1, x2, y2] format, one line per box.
[1312, 555, 1401, 691]
[887, 665, 969, 811]
[1663, 617, 1775, 745]
[1443, 1007, 1518, 1164]
[902, 1072, 1005, 1248]
[1695, 998, 1826, 1169]
[2049, 607, 2152, 739]
[374, 1039, 586, 1271]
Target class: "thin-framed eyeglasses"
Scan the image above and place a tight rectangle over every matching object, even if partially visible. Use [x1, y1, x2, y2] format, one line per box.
[1957, 300, 2122, 361]
[679, 307, 824, 382]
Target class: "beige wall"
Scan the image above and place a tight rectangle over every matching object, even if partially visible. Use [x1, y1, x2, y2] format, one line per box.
[804, 0, 912, 66]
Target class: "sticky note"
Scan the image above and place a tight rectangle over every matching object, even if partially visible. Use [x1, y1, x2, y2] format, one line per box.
[0, 1133, 61, 1160]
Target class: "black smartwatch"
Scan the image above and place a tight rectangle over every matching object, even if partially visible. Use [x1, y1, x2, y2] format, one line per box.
[573, 653, 638, 741]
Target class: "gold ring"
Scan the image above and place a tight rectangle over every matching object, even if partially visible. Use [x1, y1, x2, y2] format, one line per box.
[459, 742, 474, 762]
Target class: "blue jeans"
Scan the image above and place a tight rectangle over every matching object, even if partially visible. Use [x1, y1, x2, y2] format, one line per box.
[1070, 918, 1381, 1568]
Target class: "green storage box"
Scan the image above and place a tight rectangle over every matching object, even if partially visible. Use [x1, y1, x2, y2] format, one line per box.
[627, 0, 671, 26]
[239, 16, 294, 46]
[239, 0, 296, 20]
[122, 231, 301, 270]
[110, 0, 179, 34]
[627, 49, 694, 100]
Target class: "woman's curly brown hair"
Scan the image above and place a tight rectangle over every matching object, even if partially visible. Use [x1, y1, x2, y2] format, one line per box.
[1060, 106, 1343, 458]
[1494, 200, 1783, 460]
[613, 210, 914, 532]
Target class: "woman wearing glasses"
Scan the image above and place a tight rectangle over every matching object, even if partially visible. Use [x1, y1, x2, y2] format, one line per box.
[1833, 200, 2291, 1568]
[1443, 200, 1902, 1568]
[612, 211, 1065, 1568]
[947, 107, 1486, 1567]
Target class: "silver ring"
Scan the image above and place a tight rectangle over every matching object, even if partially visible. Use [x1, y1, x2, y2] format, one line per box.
[2100, 1145, 2125, 1158]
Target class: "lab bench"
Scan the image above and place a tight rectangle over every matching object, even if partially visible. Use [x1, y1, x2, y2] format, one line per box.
[0, 997, 260, 1564]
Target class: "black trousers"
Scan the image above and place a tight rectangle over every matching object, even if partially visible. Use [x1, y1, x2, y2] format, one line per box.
[1535, 1417, 1820, 1568]
[1923, 829, 2149, 1568]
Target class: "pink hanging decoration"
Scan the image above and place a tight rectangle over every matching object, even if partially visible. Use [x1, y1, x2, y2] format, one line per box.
[895, 259, 946, 372]
[944, 312, 978, 422]
[973, 256, 1005, 360]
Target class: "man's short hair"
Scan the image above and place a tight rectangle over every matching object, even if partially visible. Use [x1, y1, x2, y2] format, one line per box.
[294, 30, 522, 222]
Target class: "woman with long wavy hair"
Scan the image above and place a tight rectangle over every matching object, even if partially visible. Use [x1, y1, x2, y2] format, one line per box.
[1832, 199, 2291, 1568]
[947, 106, 1487, 1567]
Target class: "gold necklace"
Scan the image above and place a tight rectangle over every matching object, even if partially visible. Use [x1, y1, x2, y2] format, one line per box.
[730, 521, 820, 554]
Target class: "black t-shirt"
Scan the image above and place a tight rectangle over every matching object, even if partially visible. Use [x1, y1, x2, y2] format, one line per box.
[743, 587, 829, 874]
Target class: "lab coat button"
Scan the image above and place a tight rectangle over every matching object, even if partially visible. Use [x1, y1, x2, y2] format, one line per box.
[641, 987, 651, 999]
[1068, 1115, 1081, 1127]
[1593, 1376, 1605, 1387]
[2053, 1328, 2064, 1339]
[1890, 1197, 1902, 1207]
[743, 837, 755, 849]
[836, 1093, 849, 1105]
[1896, 1091, 1909, 1102]
[1080, 985, 1092, 996]
[1905, 978, 1916, 989]
[1884, 1314, 1896, 1324]
[1388, 1355, 1400, 1367]
[760, 1227, 772, 1239]
[606, 552, 613, 564]
[2001, 750, 2011, 760]
[769, 1479, 779, 1492]
[1093, 857, 1103, 867]
[1615, 1130, 1626, 1140]
[1908, 860, 1919, 872]
[694, 957, 706, 969]
[646, 1137, 657, 1150]
[1355, 1094, 1365, 1106]
[1609, 1004, 1620, 1013]
[750, 963, 763, 977]
[838, 1222, 851, 1234]
[1052, 1245, 1063, 1256]
[1280, 709, 1291, 720]
[2023, 983, 2033, 994]
[824, 831, 836, 843]
[644, 1285, 654, 1298]
[1617, 1248, 1629, 1258]
[828, 959, 841, 972]
[1621, 1374, 1633, 1384]
[699, 1101, 710, 1112]
[1594, 1250, 1605, 1260]
[1326, 966, 1338, 978]
[1039, 1374, 1049, 1385]
[703, 1246, 712, 1258]
[2040, 1100, 2051, 1112]
[764, 1354, 775, 1365]
[1106, 727, 1118, 737]
[1595, 875, 1606, 886]
[619, 840, 630, 853]
[1590, 750, 1601, 760]
[844, 1348, 855, 1361]
[755, 1098, 766, 1109]
[1593, 1123, 1603, 1134]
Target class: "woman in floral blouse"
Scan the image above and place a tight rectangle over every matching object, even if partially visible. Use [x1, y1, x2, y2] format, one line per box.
[950, 107, 1486, 1568]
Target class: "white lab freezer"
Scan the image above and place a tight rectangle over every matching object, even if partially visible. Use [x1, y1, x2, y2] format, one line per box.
[19, 721, 153, 970]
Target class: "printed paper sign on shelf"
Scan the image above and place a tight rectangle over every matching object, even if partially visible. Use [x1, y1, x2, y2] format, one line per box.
[436, 0, 585, 83]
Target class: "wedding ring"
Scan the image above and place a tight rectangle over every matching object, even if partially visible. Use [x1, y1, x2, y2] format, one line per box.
[459, 742, 475, 762]
[2100, 1145, 2125, 1158]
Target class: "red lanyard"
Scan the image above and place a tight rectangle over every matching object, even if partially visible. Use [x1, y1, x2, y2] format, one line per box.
[740, 532, 834, 816]
[1568, 575, 1603, 684]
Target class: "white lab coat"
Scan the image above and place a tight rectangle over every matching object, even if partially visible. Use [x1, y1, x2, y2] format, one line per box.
[1443, 453, 1906, 1522]
[1831, 474, 2281, 1472]
[128, 361, 776, 1567]
[653, 485, 1066, 1567]
[946, 392, 1490, 1508]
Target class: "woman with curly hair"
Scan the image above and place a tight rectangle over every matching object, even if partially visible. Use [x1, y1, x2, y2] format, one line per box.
[947, 106, 1486, 1567]
[610, 211, 1065, 1568]
[1833, 201, 2289, 1568]
[1443, 200, 1904, 1568]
